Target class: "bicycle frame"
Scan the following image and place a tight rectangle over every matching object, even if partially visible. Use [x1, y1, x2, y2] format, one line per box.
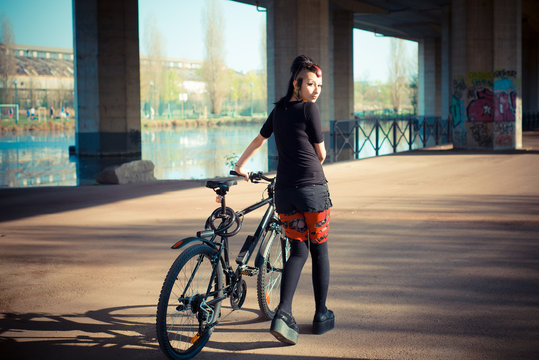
[171, 181, 278, 270]
[170, 177, 281, 314]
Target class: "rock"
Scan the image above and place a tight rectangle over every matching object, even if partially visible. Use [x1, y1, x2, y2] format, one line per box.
[96, 160, 156, 184]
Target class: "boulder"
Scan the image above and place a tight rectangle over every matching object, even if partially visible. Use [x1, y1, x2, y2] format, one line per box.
[96, 160, 156, 185]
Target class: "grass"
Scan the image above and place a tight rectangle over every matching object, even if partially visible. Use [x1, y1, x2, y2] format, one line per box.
[0, 117, 75, 134]
[0, 115, 266, 134]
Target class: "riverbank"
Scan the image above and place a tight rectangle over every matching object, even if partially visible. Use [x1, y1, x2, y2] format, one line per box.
[0, 116, 266, 134]
[0, 118, 75, 134]
[141, 116, 265, 129]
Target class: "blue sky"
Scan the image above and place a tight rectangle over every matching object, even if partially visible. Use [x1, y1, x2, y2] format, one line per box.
[1, 0, 417, 81]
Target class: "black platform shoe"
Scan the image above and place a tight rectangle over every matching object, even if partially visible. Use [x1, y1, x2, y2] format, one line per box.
[312, 308, 334, 334]
[270, 309, 299, 345]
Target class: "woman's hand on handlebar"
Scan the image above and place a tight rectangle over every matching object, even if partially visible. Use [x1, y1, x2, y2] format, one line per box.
[233, 164, 250, 182]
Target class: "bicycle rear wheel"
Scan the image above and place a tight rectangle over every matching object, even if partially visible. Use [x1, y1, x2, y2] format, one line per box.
[257, 223, 290, 320]
[156, 244, 224, 360]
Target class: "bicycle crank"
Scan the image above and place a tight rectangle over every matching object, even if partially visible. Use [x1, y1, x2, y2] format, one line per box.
[230, 279, 247, 310]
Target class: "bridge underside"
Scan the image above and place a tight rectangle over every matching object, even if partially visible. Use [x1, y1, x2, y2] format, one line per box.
[71, 0, 539, 177]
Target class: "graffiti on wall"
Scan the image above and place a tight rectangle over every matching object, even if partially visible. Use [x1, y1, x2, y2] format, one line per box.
[493, 71, 518, 123]
[451, 69, 518, 149]
[467, 88, 493, 123]
[493, 121, 515, 147]
[492, 70, 517, 149]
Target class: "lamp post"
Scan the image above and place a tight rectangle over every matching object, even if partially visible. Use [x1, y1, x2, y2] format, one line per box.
[229, 87, 233, 116]
[249, 82, 254, 117]
[13, 80, 18, 106]
[169, 91, 173, 119]
[377, 89, 381, 115]
[12, 80, 19, 124]
[149, 81, 154, 119]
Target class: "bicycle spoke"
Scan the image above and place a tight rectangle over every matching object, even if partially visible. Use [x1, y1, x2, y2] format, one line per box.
[257, 228, 290, 319]
[157, 245, 223, 358]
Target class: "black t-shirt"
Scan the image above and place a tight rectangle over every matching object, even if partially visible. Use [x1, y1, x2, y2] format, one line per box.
[260, 101, 326, 189]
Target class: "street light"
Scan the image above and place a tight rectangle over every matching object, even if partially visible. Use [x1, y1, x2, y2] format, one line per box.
[149, 81, 154, 119]
[377, 89, 381, 114]
[249, 82, 254, 117]
[230, 87, 234, 116]
[168, 91, 173, 119]
[13, 80, 18, 106]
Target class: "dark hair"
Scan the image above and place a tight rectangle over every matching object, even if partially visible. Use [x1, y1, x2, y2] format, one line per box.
[275, 55, 322, 109]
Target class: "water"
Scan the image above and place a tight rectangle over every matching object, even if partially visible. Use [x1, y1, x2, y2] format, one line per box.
[0, 124, 267, 187]
[1, 132, 77, 187]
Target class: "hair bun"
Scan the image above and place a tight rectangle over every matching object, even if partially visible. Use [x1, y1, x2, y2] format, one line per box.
[290, 55, 314, 73]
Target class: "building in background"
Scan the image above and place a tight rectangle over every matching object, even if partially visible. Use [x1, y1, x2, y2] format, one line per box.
[0, 43, 74, 119]
[0, 43, 211, 120]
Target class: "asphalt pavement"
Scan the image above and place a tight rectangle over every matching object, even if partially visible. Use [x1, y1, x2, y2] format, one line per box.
[1, 132, 538, 360]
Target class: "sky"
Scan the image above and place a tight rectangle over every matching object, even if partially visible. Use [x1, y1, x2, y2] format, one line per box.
[0, 0, 417, 81]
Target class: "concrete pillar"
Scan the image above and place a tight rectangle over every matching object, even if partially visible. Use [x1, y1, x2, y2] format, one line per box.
[441, 5, 451, 120]
[266, 0, 331, 169]
[332, 9, 354, 121]
[450, 0, 522, 150]
[73, 0, 141, 158]
[418, 37, 441, 117]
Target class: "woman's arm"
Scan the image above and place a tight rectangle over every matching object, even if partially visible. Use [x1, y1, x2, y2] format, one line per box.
[234, 134, 268, 181]
[314, 141, 326, 164]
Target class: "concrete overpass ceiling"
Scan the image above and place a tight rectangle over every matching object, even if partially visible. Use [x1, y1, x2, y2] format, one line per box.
[235, 0, 536, 38]
[233, 0, 448, 40]
[345, 0, 449, 40]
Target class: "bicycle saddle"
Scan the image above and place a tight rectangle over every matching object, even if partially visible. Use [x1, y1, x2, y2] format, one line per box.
[206, 179, 237, 190]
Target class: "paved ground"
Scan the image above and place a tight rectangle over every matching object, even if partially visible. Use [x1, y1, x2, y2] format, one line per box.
[1, 132, 539, 360]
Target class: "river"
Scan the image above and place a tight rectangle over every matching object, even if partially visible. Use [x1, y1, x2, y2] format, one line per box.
[0, 124, 267, 187]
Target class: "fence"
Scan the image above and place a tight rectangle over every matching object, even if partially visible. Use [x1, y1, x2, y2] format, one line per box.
[330, 116, 452, 162]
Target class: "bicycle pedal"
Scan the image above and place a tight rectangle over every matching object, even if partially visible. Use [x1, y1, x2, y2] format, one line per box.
[239, 266, 259, 276]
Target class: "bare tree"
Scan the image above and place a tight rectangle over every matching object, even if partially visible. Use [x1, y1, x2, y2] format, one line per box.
[141, 12, 165, 116]
[202, 0, 227, 115]
[0, 14, 16, 104]
[259, 21, 267, 112]
[388, 38, 409, 113]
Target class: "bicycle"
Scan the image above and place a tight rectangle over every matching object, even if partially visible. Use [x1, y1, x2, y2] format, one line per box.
[156, 171, 290, 360]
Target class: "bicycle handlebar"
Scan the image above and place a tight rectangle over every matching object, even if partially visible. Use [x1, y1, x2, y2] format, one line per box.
[229, 170, 274, 183]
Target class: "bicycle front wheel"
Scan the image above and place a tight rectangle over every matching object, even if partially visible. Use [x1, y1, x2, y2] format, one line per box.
[156, 244, 224, 360]
[257, 223, 290, 320]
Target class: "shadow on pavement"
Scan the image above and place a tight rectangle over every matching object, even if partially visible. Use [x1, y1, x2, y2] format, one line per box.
[0, 180, 206, 222]
[0, 305, 369, 360]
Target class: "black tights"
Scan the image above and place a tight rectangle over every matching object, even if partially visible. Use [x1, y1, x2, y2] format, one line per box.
[278, 239, 330, 315]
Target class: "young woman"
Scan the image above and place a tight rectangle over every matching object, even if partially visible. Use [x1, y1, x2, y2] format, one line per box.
[234, 55, 334, 344]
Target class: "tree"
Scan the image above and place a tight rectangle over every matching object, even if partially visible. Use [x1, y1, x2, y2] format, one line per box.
[388, 38, 409, 113]
[409, 74, 418, 115]
[141, 12, 165, 116]
[0, 14, 16, 104]
[202, 0, 227, 115]
[259, 21, 267, 112]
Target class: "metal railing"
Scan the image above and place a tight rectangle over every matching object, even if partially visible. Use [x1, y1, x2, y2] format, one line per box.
[330, 116, 452, 162]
